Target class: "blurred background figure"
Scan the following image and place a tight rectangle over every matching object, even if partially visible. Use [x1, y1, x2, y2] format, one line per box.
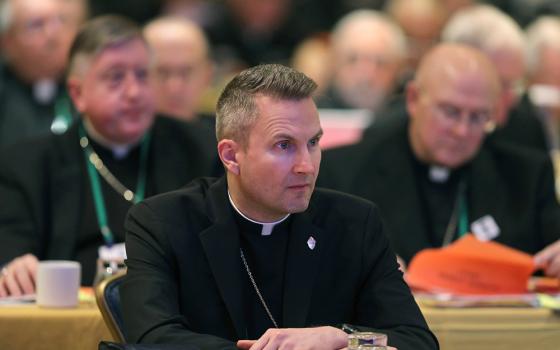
[319, 44, 560, 277]
[316, 9, 406, 116]
[442, 4, 549, 153]
[144, 16, 213, 122]
[0, 15, 219, 295]
[204, 0, 325, 75]
[290, 33, 332, 96]
[385, 0, 447, 82]
[526, 16, 560, 151]
[87, 0, 161, 24]
[487, 0, 560, 27]
[0, 0, 86, 148]
[525, 16, 560, 198]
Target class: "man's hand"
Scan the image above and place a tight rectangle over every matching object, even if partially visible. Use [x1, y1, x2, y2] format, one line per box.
[237, 326, 347, 350]
[0, 254, 39, 297]
[534, 240, 560, 278]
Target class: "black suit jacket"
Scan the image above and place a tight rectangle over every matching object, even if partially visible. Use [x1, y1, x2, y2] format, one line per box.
[0, 62, 69, 149]
[121, 177, 438, 350]
[319, 114, 560, 263]
[0, 116, 218, 264]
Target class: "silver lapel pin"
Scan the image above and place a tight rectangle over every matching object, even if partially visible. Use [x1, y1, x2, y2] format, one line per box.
[307, 236, 316, 250]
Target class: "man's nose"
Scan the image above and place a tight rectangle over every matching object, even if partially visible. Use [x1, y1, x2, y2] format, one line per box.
[293, 149, 315, 174]
[124, 74, 143, 99]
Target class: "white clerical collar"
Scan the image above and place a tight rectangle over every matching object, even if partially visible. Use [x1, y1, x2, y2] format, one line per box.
[33, 79, 57, 105]
[429, 165, 450, 183]
[83, 118, 134, 160]
[227, 191, 290, 236]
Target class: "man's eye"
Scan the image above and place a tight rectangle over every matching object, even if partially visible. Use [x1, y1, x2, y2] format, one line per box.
[309, 138, 319, 146]
[440, 105, 461, 120]
[136, 69, 148, 81]
[104, 71, 125, 84]
[278, 141, 289, 150]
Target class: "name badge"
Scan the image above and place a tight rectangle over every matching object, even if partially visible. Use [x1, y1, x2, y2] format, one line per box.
[98, 242, 127, 261]
[471, 215, 500, 241]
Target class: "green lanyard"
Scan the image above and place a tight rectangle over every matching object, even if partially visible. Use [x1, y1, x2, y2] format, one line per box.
[51, 92, 74, 134]
[442, 181, 469, 246]
[457, 191, 469, 237]
[78, 123, 151, 246]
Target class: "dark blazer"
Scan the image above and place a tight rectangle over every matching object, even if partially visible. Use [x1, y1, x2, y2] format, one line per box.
[0, 116, 218, 264]
[319, 114, 560, 263]
[121, 177, 438, 350]
[489, 93, 549, 153]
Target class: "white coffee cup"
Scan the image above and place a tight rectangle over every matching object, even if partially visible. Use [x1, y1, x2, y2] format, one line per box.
[36, 260, 81, 308]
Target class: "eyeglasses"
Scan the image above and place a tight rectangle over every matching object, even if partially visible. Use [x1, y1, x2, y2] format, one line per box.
[15, 15, 66, 37]
[434, 102, 492, 132]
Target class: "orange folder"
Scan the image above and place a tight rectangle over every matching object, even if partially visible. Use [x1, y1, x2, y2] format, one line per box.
[406, 235, 536, 295]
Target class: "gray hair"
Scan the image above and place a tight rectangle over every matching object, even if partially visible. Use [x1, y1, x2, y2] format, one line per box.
[442, 4, 526, 55]
[0, 0, 13, 34]
[67, 15, 146, 77]
[526, 16, 560, 77]
[216, 64, 317, 144]
[331, 9, 407, 60]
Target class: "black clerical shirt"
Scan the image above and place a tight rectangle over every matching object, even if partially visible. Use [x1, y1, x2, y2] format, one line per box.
[232, 207, 291, 339]
[409, 148, 471, 248]
[78, 136, 155, 285]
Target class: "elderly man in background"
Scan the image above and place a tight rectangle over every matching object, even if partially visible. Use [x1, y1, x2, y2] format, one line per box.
[442, 4, 548, 152]
[525, 16, 560, 199]
[316, 9, 406, 117]
[0, 0, 85, 148]
[144, 16, 213, 123]
[525, 16, 560, 151]
[0, 15, 218, 296]
[320, 43, 560, 278]
[385, 0, 447, 79]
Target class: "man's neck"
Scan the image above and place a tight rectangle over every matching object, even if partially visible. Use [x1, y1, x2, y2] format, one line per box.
[226, 181, 290, 224]
[83, 118, 139, 158]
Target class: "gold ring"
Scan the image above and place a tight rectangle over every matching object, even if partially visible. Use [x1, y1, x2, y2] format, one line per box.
[1, 267, 8, 278]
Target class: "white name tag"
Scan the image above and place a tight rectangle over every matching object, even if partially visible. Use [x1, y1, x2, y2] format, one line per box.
[98, 242, 127, 261]
[471, 215, 500, 241]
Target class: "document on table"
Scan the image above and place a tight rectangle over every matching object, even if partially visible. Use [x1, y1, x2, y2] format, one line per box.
[0, 294, 35, 305]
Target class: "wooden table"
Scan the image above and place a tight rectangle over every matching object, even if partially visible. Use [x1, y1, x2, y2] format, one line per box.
[418, 300, 560, 350]
[2, 295, 559, 350]
[0, 301, 113, 350]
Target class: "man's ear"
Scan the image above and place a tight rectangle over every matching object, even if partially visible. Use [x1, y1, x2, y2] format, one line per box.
[218, 139, 241, 175]
[66, 76, 85, 112]
[405, 81, 420, 120]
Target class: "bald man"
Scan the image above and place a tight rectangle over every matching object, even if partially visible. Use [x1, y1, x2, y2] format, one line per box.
[144, 16, 212, 122]
[320, 44, 560, 277]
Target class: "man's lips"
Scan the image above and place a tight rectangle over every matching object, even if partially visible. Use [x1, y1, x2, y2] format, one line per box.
[287, 183, 311, 190]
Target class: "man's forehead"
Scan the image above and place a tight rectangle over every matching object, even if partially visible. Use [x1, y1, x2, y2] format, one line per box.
[93, 39, 148, 61]
[252, 96, 319, 130]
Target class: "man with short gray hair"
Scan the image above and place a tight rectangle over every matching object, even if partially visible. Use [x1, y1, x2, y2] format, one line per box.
[0, 15, 218, 295]
[121, 63, 438, 350]
[442, 4, 548, 152]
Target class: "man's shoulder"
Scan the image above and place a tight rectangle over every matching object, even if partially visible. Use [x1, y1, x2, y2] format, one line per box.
[482, 138, 551, 168]
[319, 114, 408, 191]
[0, 125, 78, 170]
[138, 177, 219, 218]
[152, 115, 217, 154]
[154, 115, 215, 141]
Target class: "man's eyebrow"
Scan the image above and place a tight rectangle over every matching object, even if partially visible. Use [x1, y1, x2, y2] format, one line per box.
[313, 129, 324, 139]
[271, 129, 323, 141]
